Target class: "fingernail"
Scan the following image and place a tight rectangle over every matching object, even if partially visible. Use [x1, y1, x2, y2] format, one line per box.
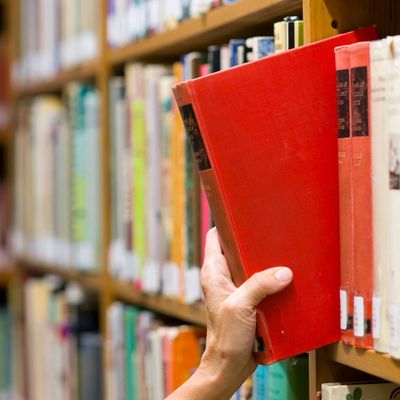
[275, 267, 293, 282]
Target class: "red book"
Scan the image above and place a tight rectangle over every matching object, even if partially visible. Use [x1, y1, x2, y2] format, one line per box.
[173, 26, 378, 364]
[335, 45, 355, 345]
[350, 42, 374, 349]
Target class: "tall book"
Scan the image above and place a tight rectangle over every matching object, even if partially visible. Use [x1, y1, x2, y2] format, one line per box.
[173, 27, 378, 364]
[334, 45, 354, 345]
[387, 36, 400, 359]
[370, 38, 390, 353]
[350, 42, 373, 349]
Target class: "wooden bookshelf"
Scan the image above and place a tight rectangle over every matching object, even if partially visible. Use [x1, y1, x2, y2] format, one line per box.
[19, 259, 103, 292]
[108, 0, 302, 64]
[14, 59, 99, 97]
[323, 342, 400, 384]
[5, 0, 400, 398]
[111, 279, 207, 326]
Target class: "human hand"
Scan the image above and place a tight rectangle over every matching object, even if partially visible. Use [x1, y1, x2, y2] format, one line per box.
[167, 227, 293, 400]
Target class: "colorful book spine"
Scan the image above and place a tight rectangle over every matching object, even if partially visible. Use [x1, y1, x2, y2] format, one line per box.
[350, 41, 373, 349]
[335, 45, 354, 345]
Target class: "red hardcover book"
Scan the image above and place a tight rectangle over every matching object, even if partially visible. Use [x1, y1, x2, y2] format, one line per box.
[350, 42, 374, 349]
[335, 45, 355, 345]
[173, 26, 378, 364]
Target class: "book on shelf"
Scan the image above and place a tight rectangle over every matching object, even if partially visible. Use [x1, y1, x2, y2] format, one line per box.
[12, 84, 102, 271]
[172, 26, 378, 364]
[252, 356, 308, 400]
[108, 30, 292, 301]
[24, 277, 102, 400]
[335, 35, 400, 357]
[106, 302, 206, 400]
[321, 382, 400, 399]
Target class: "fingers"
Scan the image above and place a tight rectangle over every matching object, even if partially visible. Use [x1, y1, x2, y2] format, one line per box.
[204, 227, 222, 259]
[201, 228, 235, 305]
[229, 267, 293, 308]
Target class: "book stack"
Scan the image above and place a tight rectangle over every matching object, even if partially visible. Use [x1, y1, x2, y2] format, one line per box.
[24, 277, 102, 400]
[107, 0, 238, 48]
[335, 36, 400, 359]
[106, 302, 206, 400]
[15, 0, 99, 83]
[12, 84, 102, 271]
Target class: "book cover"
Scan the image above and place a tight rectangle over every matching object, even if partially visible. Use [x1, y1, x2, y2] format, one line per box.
[335, 45, 354, 345]
[173, 26, 378, 364]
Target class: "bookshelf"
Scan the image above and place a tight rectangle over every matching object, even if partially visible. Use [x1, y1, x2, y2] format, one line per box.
[4, 0, 400, 398]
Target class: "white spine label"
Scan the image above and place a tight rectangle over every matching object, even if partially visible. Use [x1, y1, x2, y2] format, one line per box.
[372, 296, 381, 339]
[354, 296, 365, 337]
[340, 290, 348, 330]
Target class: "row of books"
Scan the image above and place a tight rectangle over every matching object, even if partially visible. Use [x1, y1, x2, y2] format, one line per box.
[15, 0, 99, 83]
[25, 277, 102, 400]
[106, 302, 205, 400]
[107, 0, 237, 48]
[12, 84, 102, 271]
[251, 357, 308, 400]
[108, 22, 304, 301]
[336, 36, 400, 358]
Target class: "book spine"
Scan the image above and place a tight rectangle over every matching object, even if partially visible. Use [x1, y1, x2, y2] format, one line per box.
[172, 81, 273, 362]
[387, 37, 400, 359]
[334, 45, 354, 345]
[350, 42, 373, 349]
[370, 38, 390, 354]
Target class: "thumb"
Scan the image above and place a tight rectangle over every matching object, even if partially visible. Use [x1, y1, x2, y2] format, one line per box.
[229, 267, 293, 308]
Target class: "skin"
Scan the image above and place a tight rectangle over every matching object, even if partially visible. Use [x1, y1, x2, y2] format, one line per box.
[166, 227, 293, 400]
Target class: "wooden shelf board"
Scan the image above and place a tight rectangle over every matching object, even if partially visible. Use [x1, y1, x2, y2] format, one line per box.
[0, 269, 14, 286]
[112, 279, 206, 326]
[323, 342, 400, 384]
[13, 59, 99, 97]
[20, 259, 103, 292]
[108, 0, 302, 64]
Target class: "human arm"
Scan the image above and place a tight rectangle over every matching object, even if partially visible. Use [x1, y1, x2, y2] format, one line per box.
[166, 227, 293, 400]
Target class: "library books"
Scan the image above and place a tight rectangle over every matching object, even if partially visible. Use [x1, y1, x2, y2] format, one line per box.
[107, 0, 237, 48]
[106, 302, 206, 400]
[321, 382, 400, 399]
[335, 36, 400, 358]
[108, 32, 281, 302]
[25, 277, 102, 400]
[15, 0, 98, 84]
[252, 356, 308, 400]
[0, 301, 12, 398]
[173, 26, 378, 364]
[12, 85, 102, 271]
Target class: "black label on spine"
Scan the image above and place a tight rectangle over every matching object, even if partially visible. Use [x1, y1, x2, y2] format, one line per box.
[180, 104, 212, 171]
[351, 66, 369, 137]
[337, 69, 350, 138]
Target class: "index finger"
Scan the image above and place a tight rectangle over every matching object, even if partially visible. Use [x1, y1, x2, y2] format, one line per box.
[204, 227, 222, 260]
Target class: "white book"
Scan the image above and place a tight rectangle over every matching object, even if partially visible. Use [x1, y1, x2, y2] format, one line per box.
[387, 36, 400, 358]
[322, 382, 400, 399]
[370, 38, 390, 353]
[148, 328, 166, 400]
